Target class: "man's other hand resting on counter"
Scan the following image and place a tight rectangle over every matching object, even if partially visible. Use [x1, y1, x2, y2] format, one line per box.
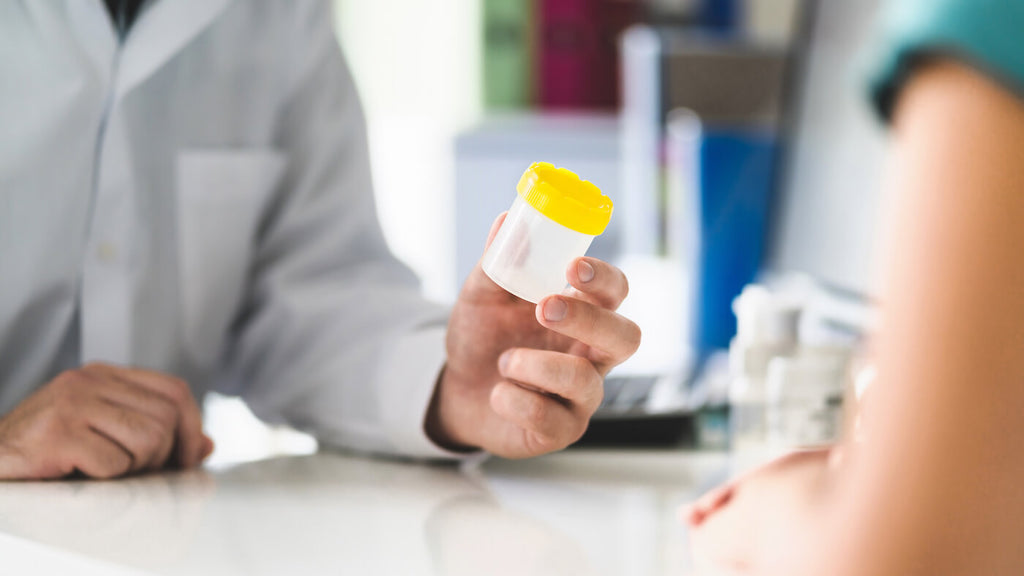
[0, 364, 214, 479]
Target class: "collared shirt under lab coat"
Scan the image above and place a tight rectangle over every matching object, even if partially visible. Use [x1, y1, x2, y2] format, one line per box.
[0, 0, 458, 459]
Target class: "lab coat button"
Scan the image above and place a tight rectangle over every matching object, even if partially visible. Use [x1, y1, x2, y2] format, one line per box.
[97, 242, 117, 263]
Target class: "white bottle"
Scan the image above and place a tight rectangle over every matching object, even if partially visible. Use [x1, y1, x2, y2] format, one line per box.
[728, 285, 802, 454]
[765, 347, 850, 451]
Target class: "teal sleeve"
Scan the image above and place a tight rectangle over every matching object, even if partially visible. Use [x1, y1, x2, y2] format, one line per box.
[869, 0, 1024, 122]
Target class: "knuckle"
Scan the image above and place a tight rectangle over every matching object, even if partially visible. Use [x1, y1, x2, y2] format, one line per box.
[559, 356, 589, 388]
[624, 322, 642, 355]
[152, 399, 178, 427]
[529, 432, 560, 453]
[574, 355, 595, 379]
[505, 349, 523, 375]
[139, 422, 164, 449]
[80, 361, 102, 372]
[548, 356, 571, 384]
[52, 369, 77, 384]
[98, 457, 132, 479]
[525, 395, 549, 427]
[51, 369, 86, 393]
[164, 377, 191, 403]
[578, 303, 599, 333]
[131, 425, 167, 465]
[81, 361, 115, 375]
[49, 387, 83, 420]
[115, 410, 144, 443]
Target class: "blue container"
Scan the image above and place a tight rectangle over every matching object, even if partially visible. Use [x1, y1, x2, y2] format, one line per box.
[693, 128, 778, 357]
[701, 0, 739, 32]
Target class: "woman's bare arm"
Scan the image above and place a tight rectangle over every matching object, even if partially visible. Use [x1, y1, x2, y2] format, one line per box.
[828, 59, 1024, 575]
[686, 59, 1024, 575]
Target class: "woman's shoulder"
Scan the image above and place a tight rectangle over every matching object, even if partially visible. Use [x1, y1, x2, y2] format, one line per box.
[868, 0, 1024, 122]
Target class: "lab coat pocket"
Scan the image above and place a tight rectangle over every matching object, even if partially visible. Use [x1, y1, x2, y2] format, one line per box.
[176, 149, 287, 370]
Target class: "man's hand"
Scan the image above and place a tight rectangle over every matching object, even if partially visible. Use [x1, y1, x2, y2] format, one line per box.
[685, 448, 836, 573]
[427, 213, 641, 458]
[0, 363, 213, 480]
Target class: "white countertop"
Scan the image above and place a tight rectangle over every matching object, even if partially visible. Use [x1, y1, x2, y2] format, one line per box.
[0, 448, 731, 576]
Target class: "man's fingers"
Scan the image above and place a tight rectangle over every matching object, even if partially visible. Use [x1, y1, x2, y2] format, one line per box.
[564, 257, 629, 310]
[93, 375, 178, 430]
[85, 400, 175, 472]
[67, 430, 133, 479]
[498, 348, 603, 414]
[489, 381, 585, 456]
[484, 212, 508, 252]
[82, 363, 205, 469]
[535, 296, 642, 371]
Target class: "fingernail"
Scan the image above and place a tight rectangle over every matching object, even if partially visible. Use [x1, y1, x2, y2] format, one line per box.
[499, 350, 512, 373]
[543, 297, 568, 322]
[577, 260, 595, 283]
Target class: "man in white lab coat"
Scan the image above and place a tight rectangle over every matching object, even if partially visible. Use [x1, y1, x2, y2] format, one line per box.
[0, 1, 640, 478]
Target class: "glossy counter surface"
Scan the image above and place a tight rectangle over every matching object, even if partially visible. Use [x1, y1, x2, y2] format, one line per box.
[0, 449, 731, 575]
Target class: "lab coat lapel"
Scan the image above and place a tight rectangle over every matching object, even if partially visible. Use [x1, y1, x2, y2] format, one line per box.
[116, 0, 233, 98]
[60, 0, 119, 80]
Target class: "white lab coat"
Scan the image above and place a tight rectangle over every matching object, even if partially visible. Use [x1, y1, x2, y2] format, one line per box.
[0, 0, 458, 459]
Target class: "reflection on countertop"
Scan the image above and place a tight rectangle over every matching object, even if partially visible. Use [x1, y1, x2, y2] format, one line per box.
[0, 449, 730, 576]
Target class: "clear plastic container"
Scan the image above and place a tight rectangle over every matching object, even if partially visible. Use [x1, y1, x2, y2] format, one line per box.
[482, 162, 613, 303]
[765, 348, 849, 450]
[727, 285, 802, 454]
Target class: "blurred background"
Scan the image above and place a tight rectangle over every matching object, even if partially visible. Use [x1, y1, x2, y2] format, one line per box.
[210, 0, 890, 463]
[333, 0, 803, 304]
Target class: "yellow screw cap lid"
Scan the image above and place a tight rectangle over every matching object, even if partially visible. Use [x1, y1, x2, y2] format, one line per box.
[516, 162, 613, 236]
